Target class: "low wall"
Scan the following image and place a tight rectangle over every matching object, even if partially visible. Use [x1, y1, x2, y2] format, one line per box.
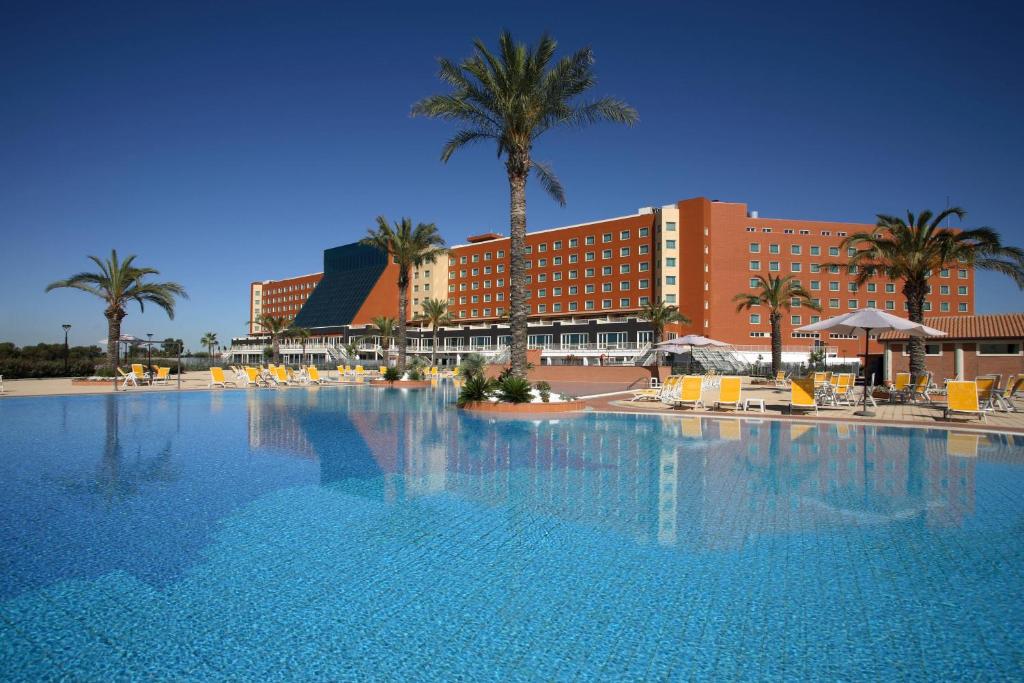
[485, 365, 659, 397]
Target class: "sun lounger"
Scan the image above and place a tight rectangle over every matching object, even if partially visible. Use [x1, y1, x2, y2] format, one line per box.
[886, 372, 911, 403]
[714, 376, 742, 411]
[773, 370, 790, 387]
[208, 367, 235, 388]
[672, 375, 705, 410]
[117, 367, 138, 389]
[152, 367, 170, 385]
[632, 375, 677, 402]
[944, 381, 985, 422]
[307, 366, 325, 384]
[995, 376, 1024, 412]
[789, 377, 818, 414]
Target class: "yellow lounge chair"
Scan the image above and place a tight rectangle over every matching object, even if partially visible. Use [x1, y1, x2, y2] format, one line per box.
[832, 373, 853, 406]
[307, 366, 324, 385]
[131, 363, 150, 384]
[714, 376, 742, 411]
[975, 376, 999, 411]
[116, 367, 138, 389]
[673, 375, 705, 410]
[244, 366, 267, 387]
[632, 375, 674, 402]
[773, 370, 790, 387]
[888, 372, 911, 402]
[995, 376, 1024, 412]
[944, 381, 985, 422]
[152, 366, 170, 385]
[208, 367, 235, 388]
[274, 366, 292, 385]
[789, 377, 818, 414]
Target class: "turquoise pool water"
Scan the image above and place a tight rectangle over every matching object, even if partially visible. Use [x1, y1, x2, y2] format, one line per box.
[1, 387, 1022, 680]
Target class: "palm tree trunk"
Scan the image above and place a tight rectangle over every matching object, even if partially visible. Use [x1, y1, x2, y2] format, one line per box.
[903, 280, 927, 379]
[507, 156, 530, 378]
[273, 336, 280, 364]
[431, 325, 437, 367]
[105, 308, 124, 372]
[770, 312, 782, 377]
[397, 279, 408, 373]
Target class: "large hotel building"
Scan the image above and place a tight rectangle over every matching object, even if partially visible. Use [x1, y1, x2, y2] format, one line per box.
[237, 196, 974, 366]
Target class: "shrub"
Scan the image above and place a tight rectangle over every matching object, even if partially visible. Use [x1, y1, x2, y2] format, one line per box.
[535, 381, 552, 403]
[407, 368, 423, 381]
[497, 376, 532, 404]
[382, 367, 401, 383]
[459, 353, 487, 379]
[457, 374, 494, 407]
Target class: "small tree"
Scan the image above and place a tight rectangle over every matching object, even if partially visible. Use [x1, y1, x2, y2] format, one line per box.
[419, 298, 451, 367]
[371, 316, 397, 366]
[249, 314, 289, 364]
[734, 274, 820, 377]
[638, 299, 691, 345]
[288, 327, 312, 366]
[200, 332, 218, 361]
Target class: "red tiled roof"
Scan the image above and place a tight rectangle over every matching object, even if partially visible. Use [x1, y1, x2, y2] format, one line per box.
[878, 314, 1024, 341]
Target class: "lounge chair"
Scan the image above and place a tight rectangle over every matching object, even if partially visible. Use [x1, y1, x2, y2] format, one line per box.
[944, 381, 985, 422]
[995, 376, 1024, 412]
[152, 367, 170, 385]
[672, 375, 705, 410]
[832, 373, 854, 406]
[714, 376, 742, 411]
[773, 370, 790, 387]
[632, 375, 676, 402]
[976, 375, 1000, 411]
[131, 364, 149, 383]
[886, 372, 912, 403]
[907, 372, 933, 404]
[789, 377, 818, 414]
[243, 367, 268, 387]
[307, 366, 325, 385]
[208, 367, 235, 388]
[274, 366, 292, 385]
[117, 367, 138, 389]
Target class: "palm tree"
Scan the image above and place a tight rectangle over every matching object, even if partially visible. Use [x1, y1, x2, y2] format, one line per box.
[419, 298, 451, 367]
[734, 274, 821, 377]
[371, 316, 397, 366]
[200, 332, 218, 361]
[46, 250, 188, 371]
[249, 314, 289, 364]
[842, 208, 1024, 378]
[638, 299, 691, 345]
[361, 216, 446, 373]
[288, 327, 312, 366]
[413, 31, 638, 377]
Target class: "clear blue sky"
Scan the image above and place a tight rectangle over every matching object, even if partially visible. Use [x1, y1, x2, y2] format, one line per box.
[2, 0, 1022, 350]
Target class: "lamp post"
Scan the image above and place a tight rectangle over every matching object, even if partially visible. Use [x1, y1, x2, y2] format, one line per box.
[147, 333, 153, 386]
[62, 324, 71, 375]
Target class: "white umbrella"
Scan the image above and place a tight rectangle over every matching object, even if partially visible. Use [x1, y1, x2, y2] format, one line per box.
[796, 308, 946, 416]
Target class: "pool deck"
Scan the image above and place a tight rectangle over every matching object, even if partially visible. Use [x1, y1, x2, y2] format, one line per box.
[3, 373, 1022, 434]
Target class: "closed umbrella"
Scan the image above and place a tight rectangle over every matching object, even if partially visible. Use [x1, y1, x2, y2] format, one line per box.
[796, 308, 946, 416]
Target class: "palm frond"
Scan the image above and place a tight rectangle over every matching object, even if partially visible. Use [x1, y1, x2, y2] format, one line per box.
[532, 160, 565, 206]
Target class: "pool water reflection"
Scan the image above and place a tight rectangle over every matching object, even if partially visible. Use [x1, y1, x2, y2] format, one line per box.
[1, 387, 1021, 680]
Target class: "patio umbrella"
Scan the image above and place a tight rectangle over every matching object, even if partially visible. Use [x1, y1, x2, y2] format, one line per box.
[795, 308, 946, 417]
[654, 335, 730, 372]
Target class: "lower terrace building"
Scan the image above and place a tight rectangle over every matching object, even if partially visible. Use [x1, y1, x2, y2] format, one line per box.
[231, 196, 975, 367]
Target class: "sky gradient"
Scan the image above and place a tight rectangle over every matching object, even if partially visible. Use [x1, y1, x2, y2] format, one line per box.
[2, 0, 1023, 350]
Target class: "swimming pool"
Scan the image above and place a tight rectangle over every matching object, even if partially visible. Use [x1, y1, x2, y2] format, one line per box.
[1, 387, 1021, 680]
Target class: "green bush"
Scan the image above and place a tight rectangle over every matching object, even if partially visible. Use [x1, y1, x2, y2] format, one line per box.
[383, 366, 401, 382]
[497, 376, 533, 404]
[457, 375, 494, 407]
[407, 368, 423, 381]
[535, 381, 552, 402]
[459, 353, 487, 379]
[0, 359, 99, 379]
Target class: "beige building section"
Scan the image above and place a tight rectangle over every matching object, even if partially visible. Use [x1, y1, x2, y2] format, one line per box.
[411, 260, 449, 319]
[250, 282, 264, 334]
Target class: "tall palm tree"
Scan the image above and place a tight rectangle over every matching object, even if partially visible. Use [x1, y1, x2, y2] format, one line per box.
[638, 299, 691, 345]
[842, 207, 1024, 377]
[249, 314, 289, 364]
[361, 216, 446, 373]
[371, 316, 397, 366]
[200, 332, 218, 361]
[413, 31, 638, 377]
[46, 250, 187, 371]
[288, 327, 312, 366]
[734, 274, 821, 377]
[419, 298, 451, 367]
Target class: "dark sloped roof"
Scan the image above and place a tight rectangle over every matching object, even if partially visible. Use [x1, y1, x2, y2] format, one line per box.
[878, 313, 1024, 341]
[292, 243, 387, 329]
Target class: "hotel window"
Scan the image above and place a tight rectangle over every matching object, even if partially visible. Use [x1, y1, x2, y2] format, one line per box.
[665, 240, 676, 249]
[585, 252, 595, 261]
[459, 311, 466, 318]
[666, 257, 677, 267]
[665, 222, 676, 231]
[746, 227, 756, 233]
[585, 268, 595, 277]
[924, 302, 932, 311]
[483, 252, 491, 261]
[750, 313, 761, 324]
[791, 315, 801, 325]
[665, 294, 676, 303]
[619, 298, 630, 307]
[585, 236, 595, 245]
[483, 266, 492, 274]
[538, 243, 547, 252]
[750, 260, 761, 271]
[569, 254, 578, 263]
[537, 273, 547, 282]
[639, 227, 649, 237]
[471, 268, 480, 276]
[602, 266, 612, 276]
[553, 240, 562, 250]
[569, 238, 578, 248]
[865, 283, 876, 293]
[979, 342, 1021, 355]
[483, 294, 492, 302]
[847, 247, 857, 257]
[639, 262, 650, 271]
[666, 275, 676, 285]
[828, 247, 840, 257]
[639, 279, 649, 289]
[459, 283, 467, 291]
[585, 284, 595, 293]
[939, 285, 950, 295]
[784, 229, 794, 235]
[763, 228, 772, 233]
[958, 286, 968, 295]
[553, 272, 562, 281]
[769, 244, 780, 254]
[496, 307, 504, 315]
[603, 250, 613, 260]
[791, 245, 801, 255]
[525, 245, 532, 253]
[537, 259, 546, 267]
[829, 298, 840, 309]
[568, 301, 578, 311]
[620, 247, 630, 257]
[568, 269, 578, 279]
[620, 230, 630, 240]
[750, 278, 760, 288]
[497, 292, 505, 301]
[828, 282, 839, 291]
[552, 303, 562, 312]
[585, 300, 595, 310]
[472, 254, 479, 262]
[829, 265, 840, 274]
[940, 268, 950, 277]
[958, 302, 968, 312]
[620, 264, 631, 274]
[639, 296, 650, 305]
[471, 295, 479, 303]
[848, 299, 858, 309]
[750, 243, 761, 253]
[497, 278, 505, 287]
[809, 281, 820, 291]
[603, 233, 612, 243]
[885, 300, 895, 310]
[602, 299, 612, 309]
[568, 285, 577, 295]
[791, 263, 802, 272]
[848, 282, 858, 292]
[553, 256, 563, 265]
[939, 302, 949, 312]
[620, 281, 630, 291]
[790, 297, 802, 308]
[867, 299, 876, 308]
[769, 261, 780, 272]
[885, 283, 896, 293]
[536, 304, 546, 313]
[497, 250, 505, 258]
[537, 289, 547, 298]
[602, 282, 612, 292]
[459, 296, 466, 304]
[497, 264, 505, 273]
[459, 269, 467, 277]
[810, 246, 820, 256]
[471, 282, 479, 290]
[639, 244, 649, 255]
